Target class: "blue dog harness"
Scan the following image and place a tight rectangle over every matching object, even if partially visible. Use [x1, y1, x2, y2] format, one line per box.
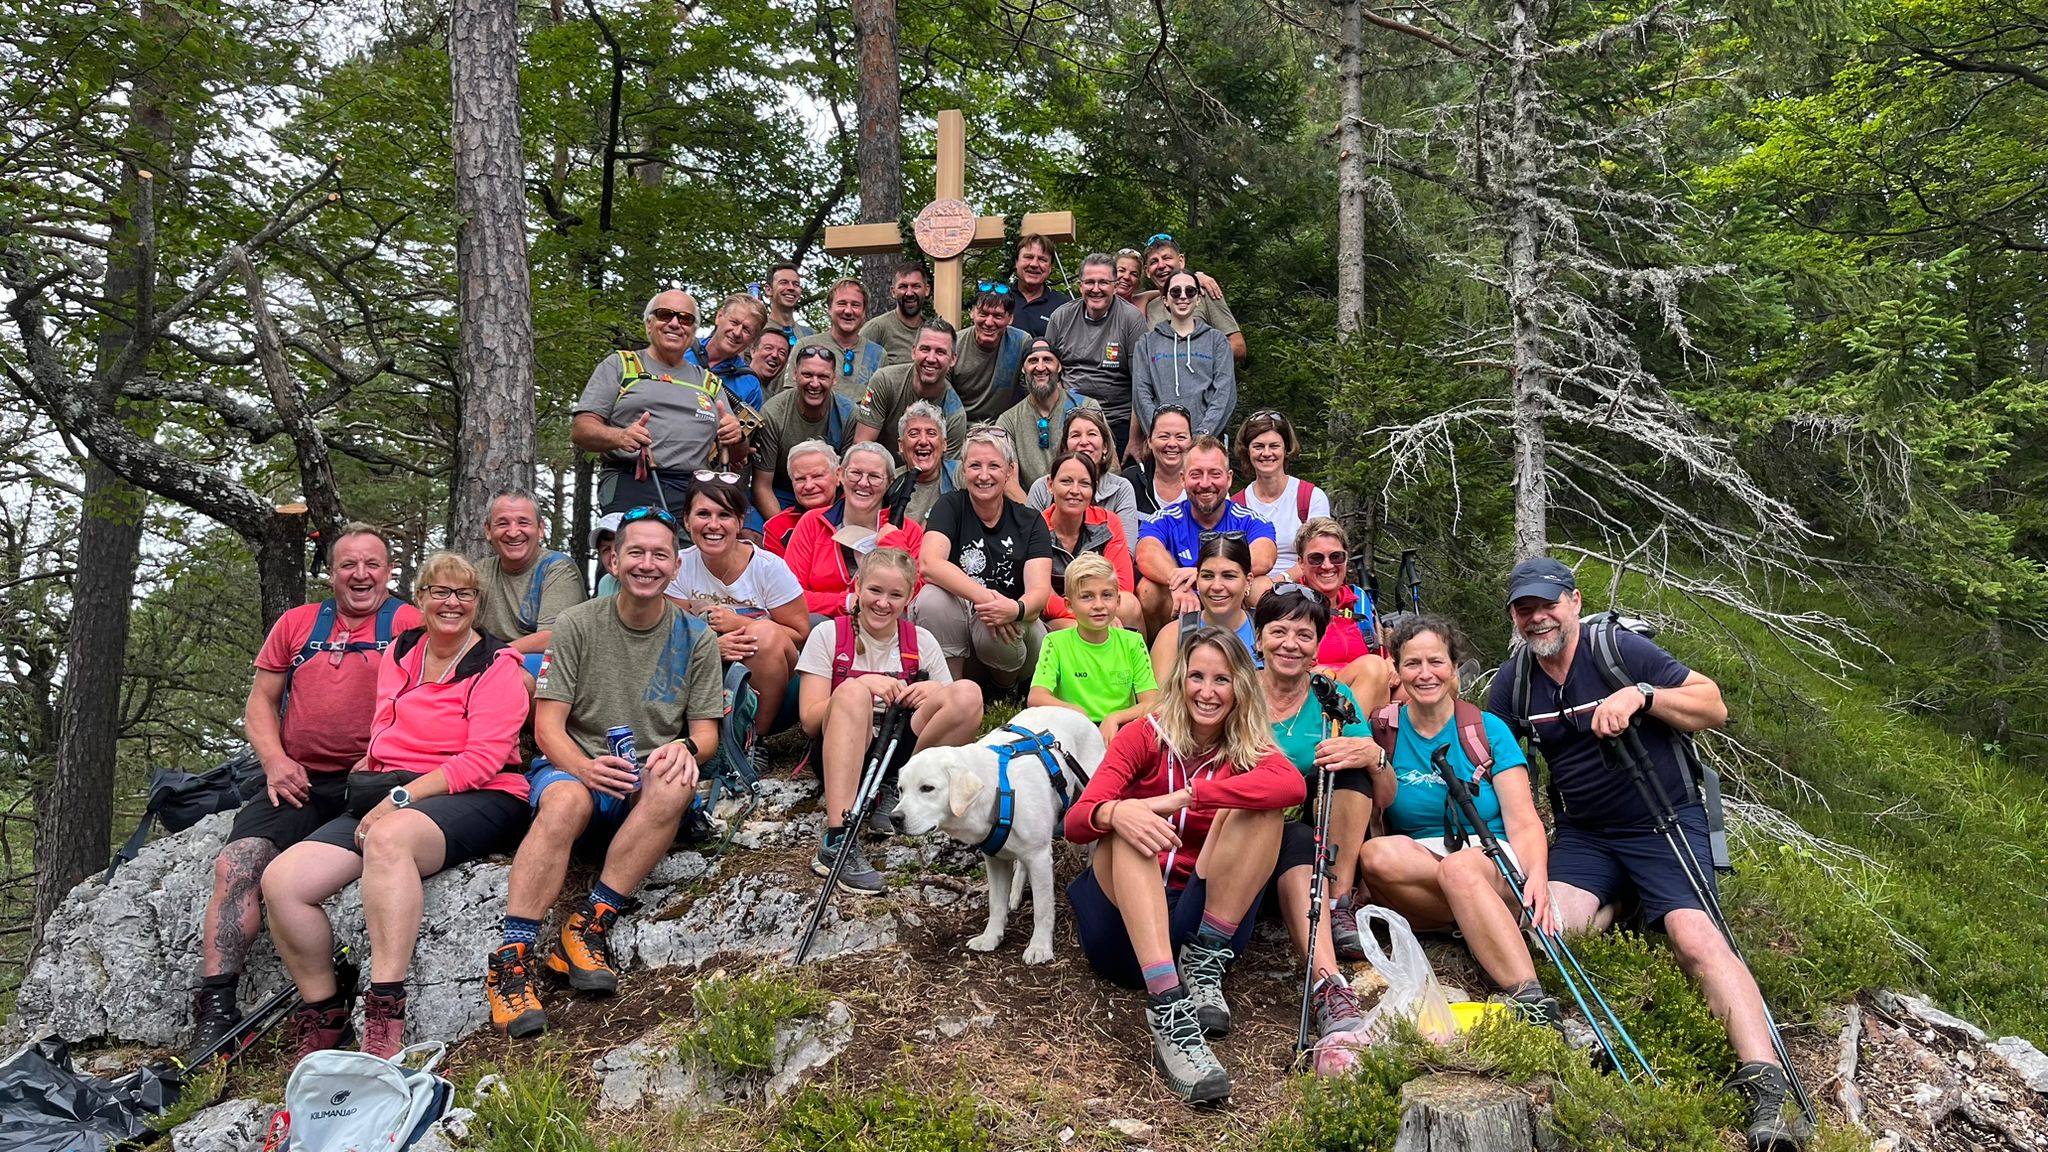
[973, 725, 1089, 857]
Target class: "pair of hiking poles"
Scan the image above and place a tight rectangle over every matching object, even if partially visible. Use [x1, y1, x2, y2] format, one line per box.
[794, 701, 916, 965]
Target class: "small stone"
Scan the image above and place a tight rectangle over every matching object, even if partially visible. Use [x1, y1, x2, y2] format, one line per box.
[471, 1073, 507, 1102]
[170, 1097, 271, 1152]
[1108, 1117, 1155, 1143]
[1990, 1036, 2048, 1093]
[1956, 1049, 1976, 1071]
[1870, 1137, 1899, 1152]
[1058, 1126, 1076, 1143]
[408, 1107, 476, 1152]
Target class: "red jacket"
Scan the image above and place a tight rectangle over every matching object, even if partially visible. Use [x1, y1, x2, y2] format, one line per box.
[362, 629, 531, 800]
[1066, 718, 1303, 888]
[781, 501, 925, 616]
[762, 505, 806, 557]
[1042, 504, 1135, 621]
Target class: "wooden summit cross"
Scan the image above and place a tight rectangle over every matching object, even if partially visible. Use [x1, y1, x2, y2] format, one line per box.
[824, 109, 1075, 328]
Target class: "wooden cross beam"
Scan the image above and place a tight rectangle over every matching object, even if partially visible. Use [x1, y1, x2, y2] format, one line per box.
[824, 109, 1076, 327]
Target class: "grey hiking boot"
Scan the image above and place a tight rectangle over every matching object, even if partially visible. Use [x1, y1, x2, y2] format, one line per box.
[1330, 901, 1367, 962]
[865, 782, 901, 837]
[1312, 974, 1365, 1040]
[1732, 1061, 1810, 1152]
[1504, 980, 1565, 1033]
[1176, 936, 1235, 1037]
[1145, 993, 1231, 1104]
[812, 829, 885, 895]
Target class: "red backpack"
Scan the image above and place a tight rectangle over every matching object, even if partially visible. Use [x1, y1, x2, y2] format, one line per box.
[1230, 479, 1317, 521]
[829, 615, 922, 689]
[1367, 699, 1495, 779]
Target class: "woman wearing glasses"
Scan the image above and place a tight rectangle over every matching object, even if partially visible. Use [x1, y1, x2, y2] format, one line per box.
[1124, 405, 1194, 519]
[664, 475, 808, 736]
[1234, 410, 1329, 575]
[1062, 627, 1301, 1104]
[262, 552, 532, 1058]
[1133, 271, 1237, 442]
[915, 425, 1054, 689]
[1286, 517, 1393, 711]
[1148, 533, 1258, 684]
[1039, 451, 1142, 630]
[1027, 407, 1140, 544]
[784, 441, 925, 620]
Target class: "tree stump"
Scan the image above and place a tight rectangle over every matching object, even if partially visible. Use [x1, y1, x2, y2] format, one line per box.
[1394, 1073, 1540, 1152]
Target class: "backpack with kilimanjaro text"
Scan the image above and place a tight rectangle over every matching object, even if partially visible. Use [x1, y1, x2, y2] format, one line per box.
[280, 1042, 451, 1152]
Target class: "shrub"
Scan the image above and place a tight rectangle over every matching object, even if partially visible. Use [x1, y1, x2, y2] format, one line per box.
[676, 970, 832, 1076]
[1255, 1044, 1421, 1152]
[767, 1081, 990, 1152]
[467, 1052, 636, 1152]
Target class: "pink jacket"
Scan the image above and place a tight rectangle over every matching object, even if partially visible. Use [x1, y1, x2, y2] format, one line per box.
[362, 629, 531, 800]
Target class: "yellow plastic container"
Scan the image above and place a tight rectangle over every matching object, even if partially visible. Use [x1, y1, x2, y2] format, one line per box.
[1449, 1001, 1512, 1033]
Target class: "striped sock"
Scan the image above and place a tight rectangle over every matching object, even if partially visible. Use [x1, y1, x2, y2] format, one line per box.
[1198, 910, 1239, 945]
[502, 916, 541, 949]
[588, 879, 629, 914]
[1141, 961, 1182, 998]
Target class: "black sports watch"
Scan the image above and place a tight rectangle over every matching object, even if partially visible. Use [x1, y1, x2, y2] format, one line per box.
[1635, 682, 1657, 710]
[678, 735, 700, 759]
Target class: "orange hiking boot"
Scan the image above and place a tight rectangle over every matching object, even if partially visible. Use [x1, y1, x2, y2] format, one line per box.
[546, 904, 621, 995]
[486, 943, 548, 1038]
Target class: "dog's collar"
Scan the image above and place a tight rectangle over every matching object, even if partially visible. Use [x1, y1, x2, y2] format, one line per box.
[973, 725, 1082, 857]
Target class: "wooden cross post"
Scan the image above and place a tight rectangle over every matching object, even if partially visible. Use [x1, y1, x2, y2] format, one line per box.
[824, 109, 1076, 328]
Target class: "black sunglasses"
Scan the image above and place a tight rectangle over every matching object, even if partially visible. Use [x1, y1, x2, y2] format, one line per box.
[1166, 286, 1202, 300]
[649, 307, 697, 327]
[1270, 581, 1325, 603]
[1199, 530, 1248, 544]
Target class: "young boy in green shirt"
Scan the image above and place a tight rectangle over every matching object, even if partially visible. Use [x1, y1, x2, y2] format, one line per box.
[1028, 553, 1159, 743]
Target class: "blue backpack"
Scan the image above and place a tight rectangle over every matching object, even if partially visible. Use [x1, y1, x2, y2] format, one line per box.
[284, 598, 404, 708]
[516, 551, 575, 634]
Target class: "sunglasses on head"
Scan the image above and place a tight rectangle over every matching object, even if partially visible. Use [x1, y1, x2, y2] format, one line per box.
[1199, 530, 1248, 544]
[1147, 232, 1174, 245]
[1154, 403, 1193, 425]
[976, 281, 1012, 295]
[1270, 581, 1325, 603]
[620, 505, 680, 529]
[692, 470, 741, 484]
[649, 307, 697, 327]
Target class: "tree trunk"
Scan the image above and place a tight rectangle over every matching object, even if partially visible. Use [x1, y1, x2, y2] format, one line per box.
[449, 0, 538, 556]
[255, 513, 310, 633]
[1334, 0, 1368, 339]
[1504, 0, 1551, 561]
[852, 0, 903, 311]
[1394, 1073, 1542, 1152]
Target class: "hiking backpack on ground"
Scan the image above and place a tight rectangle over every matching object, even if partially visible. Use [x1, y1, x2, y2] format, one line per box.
[279, 1042, 451, 1152]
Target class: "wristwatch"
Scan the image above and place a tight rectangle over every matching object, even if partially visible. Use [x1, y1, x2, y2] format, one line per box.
[389, 786, 413, 810]
[1634, 682, 1657, 710]
[678, 736, 700, 759]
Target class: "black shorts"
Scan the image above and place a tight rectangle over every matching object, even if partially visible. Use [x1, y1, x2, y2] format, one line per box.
[599, 466, 694, 516]
[227, 771, 350, 849]
[303, 790, 531, 868]
[1549, 807, 1715, 930]
[1067, 866, 1263, 989]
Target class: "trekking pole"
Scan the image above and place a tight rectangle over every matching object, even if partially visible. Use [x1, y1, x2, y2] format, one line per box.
[1431, 748, 1659, 1085]
[1398, 549, 1421, 613]
[1293, 674, 1353, 1063]
[177, 945, 359, 1072]
[1603, 730, 1814, 1123]
[794, 702, 914, 964]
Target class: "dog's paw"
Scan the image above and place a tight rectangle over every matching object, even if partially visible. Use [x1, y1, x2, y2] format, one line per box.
[1022, 939, 1054, 965]
[966, 931, 1003, 953]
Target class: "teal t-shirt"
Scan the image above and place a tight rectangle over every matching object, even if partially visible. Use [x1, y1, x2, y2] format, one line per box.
[1270, 681, 1371, 781]
[1383, 707, 1527, 840]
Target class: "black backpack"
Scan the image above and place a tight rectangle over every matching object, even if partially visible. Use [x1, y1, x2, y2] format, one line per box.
[103, 748, 267, 881]
[1501, 610, 1732, 872]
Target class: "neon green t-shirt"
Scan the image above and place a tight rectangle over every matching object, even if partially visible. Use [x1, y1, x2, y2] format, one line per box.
[1031, 627, 1157, 722]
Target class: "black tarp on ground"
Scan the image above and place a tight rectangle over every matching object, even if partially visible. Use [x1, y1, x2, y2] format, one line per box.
[0, 1036, 176, 1152]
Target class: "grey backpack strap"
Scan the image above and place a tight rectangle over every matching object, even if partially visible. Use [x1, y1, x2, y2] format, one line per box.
[1589, 616, 1731, 873]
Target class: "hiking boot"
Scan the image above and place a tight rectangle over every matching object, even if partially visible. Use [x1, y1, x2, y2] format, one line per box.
[547, 905, 622, 995]
[1146, 993, 1231, 1105]
[1732, 1061, 1810, 1152]
[361, 990, 406, 1059]
[486, 944, 548, 1039]
[1330, 901, 1367, 963]
[865, 782, 901, 837]
[1176, 936, 1235, 1038]
[1505, 981, 1565, 1033]
[288, 1001, 354, 1061]
[1312, 974, 1366, 1040]
[187, 981, 241, 1065]
[811, 830, 885, 895]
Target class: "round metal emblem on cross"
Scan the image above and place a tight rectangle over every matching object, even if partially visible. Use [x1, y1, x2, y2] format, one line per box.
[913, 198, 978, 260]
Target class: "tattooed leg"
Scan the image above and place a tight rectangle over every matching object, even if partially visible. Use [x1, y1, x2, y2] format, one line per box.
[201, 838, 278, 977]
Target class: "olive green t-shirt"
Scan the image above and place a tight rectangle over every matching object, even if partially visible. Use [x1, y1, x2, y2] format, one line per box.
[786, 333, 887, 404]
[855, 363, 968, 463]
[536, 596, 724, 760]
[859, 311, 927, 368]
[949, 325, 1031, 423]
[474, 552, 587, 643]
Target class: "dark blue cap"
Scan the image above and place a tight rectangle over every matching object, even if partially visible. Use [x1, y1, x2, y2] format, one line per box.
[1506, 556, 1577, 604]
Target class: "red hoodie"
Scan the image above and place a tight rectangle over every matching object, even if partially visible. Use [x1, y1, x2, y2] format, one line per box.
[1066, 718, 1303, 888]
[781, 501, 925, 616]
[362, 629, 531, 800]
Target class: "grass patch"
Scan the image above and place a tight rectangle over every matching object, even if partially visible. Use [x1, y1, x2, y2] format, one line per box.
[766, 1079, 991, 1152]
[466, 1051, 637, 1152]
[1253, 1045, 1419, 1152]
[675, 969, 832, 1077]
[149, 1062, 228, 1134]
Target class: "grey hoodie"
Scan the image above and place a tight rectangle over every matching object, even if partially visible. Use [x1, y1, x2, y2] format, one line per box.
[1131, 319, 1237, 439]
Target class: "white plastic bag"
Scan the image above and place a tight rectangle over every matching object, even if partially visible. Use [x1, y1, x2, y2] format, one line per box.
[1354, 904, 1459, 1044]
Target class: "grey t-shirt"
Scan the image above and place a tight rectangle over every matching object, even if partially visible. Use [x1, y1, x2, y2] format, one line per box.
[474, 552, 587, 643]
[856, 364, 968, 463]
[949, 326, 1031, 423]
[1043, 299, 1149, 421]
[1144, 293, 1241, 338]
[573, 350, 721, 472]
[536, 597, 724, 760]
[994, 391, 1100, 491]
[859, 311, 926, 368]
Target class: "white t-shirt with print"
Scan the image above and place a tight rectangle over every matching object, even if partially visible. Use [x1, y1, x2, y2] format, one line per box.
[796, 618, 953, 683]
[1240, 477, 1331, 573]
[665, 545, 804, 617]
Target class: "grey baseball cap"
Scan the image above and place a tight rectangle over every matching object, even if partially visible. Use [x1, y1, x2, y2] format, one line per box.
[589, 511, 623, 552]
[1506, 556, 1577, 603]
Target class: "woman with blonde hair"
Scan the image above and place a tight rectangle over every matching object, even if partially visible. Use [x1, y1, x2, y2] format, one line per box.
[1063, 627, 1303, 1105]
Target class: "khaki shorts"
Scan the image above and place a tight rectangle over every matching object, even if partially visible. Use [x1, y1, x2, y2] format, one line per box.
[911, 584, 1045, 676]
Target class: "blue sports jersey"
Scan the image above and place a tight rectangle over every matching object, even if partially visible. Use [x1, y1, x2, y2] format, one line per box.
[1138, 498, 1276, 568]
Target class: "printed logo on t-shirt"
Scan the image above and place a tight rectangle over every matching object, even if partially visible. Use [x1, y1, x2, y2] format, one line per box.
[960, 545, 987, 579]
[1104, 342, 1122, 367]
[535, 651, 553, 692]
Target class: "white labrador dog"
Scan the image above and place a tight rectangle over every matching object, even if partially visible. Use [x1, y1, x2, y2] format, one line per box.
[892, 706, 1106, 964]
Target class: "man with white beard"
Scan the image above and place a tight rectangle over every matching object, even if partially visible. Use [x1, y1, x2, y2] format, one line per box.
[994, 339, 1097, 495]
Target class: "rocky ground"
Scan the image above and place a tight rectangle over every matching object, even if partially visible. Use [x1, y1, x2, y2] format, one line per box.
[11, 751, 2048, 1151]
